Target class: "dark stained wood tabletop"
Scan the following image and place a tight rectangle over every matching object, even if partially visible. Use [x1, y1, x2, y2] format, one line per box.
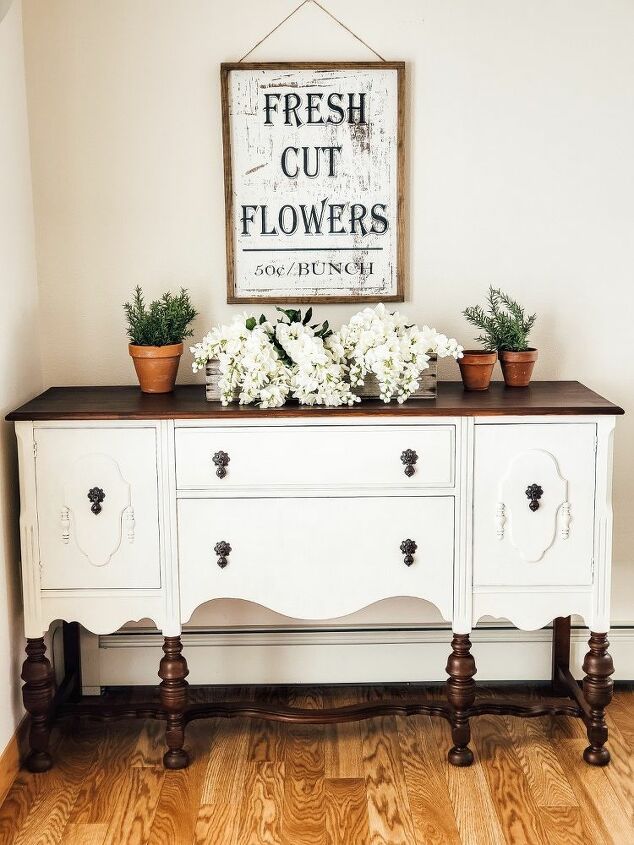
[6, 381, 624, 421]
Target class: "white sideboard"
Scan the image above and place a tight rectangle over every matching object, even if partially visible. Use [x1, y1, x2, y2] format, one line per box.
[7, 382, 623, 772]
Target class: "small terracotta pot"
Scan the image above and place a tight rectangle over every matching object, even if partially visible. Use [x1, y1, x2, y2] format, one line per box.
[499, 348, 538, 387]
[129, 343, 183, 393]
[458, 350, 497, 391]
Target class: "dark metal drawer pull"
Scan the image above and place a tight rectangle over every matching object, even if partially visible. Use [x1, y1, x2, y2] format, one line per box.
[400, 538, 417, 566]
[87, 487, 105, 515]
[214, 541, 232, 568]
[400, 449, 418, 477]
[213, 451, 230, 479]
[525, 484, 543, 511]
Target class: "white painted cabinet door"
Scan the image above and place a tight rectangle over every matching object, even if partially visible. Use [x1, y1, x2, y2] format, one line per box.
[35, 427, 161, 589]
[178, 496, 454, 623]
[473, 423, 596, 586]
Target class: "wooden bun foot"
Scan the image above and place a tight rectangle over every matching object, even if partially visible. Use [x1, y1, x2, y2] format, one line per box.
[448, 745, 474, 767]
[25, 750, 53, 773]
[163, 748, 190, 770]
[583, 745, 610, 766]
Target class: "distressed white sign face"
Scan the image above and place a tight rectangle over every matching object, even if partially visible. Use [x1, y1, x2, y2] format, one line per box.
[222, 64, 404, 303]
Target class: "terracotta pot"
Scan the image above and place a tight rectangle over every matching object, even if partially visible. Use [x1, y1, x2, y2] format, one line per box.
[499, 348, 538, 387]
[457, 350, 497, 391]
[129, 343, 183, 393]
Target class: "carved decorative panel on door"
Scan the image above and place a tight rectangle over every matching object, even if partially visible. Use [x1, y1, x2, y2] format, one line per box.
[34, 427, 160, 589]
[473, 423, 596, 587]
[62, 453, 134, 567]
[498, 449, 569, 562]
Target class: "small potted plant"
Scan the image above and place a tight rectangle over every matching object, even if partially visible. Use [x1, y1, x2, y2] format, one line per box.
[456, 348, 498, 391]
[124, 286, 198, 393]
[463, 287, 537, 388]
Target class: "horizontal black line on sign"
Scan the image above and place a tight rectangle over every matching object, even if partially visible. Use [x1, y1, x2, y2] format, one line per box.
[242, 247, 384, 252]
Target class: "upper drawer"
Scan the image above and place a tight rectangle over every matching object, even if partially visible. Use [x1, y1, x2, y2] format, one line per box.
[175, 425, 455, 491]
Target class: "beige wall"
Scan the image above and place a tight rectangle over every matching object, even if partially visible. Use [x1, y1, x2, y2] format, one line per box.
[0, 0, 42, 752]
[21, 1, 634, 620]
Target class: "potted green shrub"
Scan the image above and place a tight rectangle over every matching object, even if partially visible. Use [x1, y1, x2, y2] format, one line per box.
[124, 286, 198, 393]
[463, 286, 537, 387]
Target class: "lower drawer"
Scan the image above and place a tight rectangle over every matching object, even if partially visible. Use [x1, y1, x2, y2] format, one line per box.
[178, 497, 454, 623]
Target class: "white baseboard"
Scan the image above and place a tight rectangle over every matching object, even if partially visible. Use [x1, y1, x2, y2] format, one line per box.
[81, 623, 634, 693]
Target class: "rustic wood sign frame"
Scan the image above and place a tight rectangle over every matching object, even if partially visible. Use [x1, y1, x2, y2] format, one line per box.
[221, 61, 405, 304]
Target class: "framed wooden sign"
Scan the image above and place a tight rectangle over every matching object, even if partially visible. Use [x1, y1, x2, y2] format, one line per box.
[221, 62, 405, 304]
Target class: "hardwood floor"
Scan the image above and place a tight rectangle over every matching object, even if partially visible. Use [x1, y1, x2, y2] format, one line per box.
[1, 685, 633, 845]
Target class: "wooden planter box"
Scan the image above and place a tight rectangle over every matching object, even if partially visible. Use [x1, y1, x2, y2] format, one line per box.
[205, 360, 239, 403]
[352, 354, 437, 400]
[205, 355, 437, 403]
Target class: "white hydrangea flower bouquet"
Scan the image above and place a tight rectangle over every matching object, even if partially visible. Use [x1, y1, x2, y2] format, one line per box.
[332, 303, 463, 403]
[191, 308, 357, 408]
[191, 304, 462, 407]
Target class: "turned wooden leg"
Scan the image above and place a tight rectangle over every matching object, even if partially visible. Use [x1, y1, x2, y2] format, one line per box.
[21, 638, 55, 772]
[551, 616, 571, 696]
[159, 635, 189, 769]
[446, 632, 477, 767]
[582, 632, 614, 766]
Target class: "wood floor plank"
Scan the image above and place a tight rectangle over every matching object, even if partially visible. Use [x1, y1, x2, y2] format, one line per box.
[502, 715, 577, 807]
[607, 693, 634, 752]
[324, 688, 364, 780]
[431, 715, 506, 845]
[130, 719, 165, 768]
[193, 718, 250, 845]
[102, 768, 164, 845]
[68, 721, 143, 825]
[282, 698, 326, 845]
[246, 718, 285, 763]
[0, 771, 41, 845]
[196, 718, 248, 805]
[593, 719, 634, 828]
[471, 713, 549, 845]
[360, 716, 416, 845]
[61, 823, 108, 845]
[538, 807, 586, 845]
[246, 689, 287, 764]
[546, 714, 587, 741]
[397, 715, 461, 845]
[324, 778, 370, 845]
[13, 725, 100, 845]
[554, 738, 634, 845]
[193, 804, 240, 845]
[236, 762, 285, 845]
[0, 725, 69, 843]
[147, 720, 215, 845]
